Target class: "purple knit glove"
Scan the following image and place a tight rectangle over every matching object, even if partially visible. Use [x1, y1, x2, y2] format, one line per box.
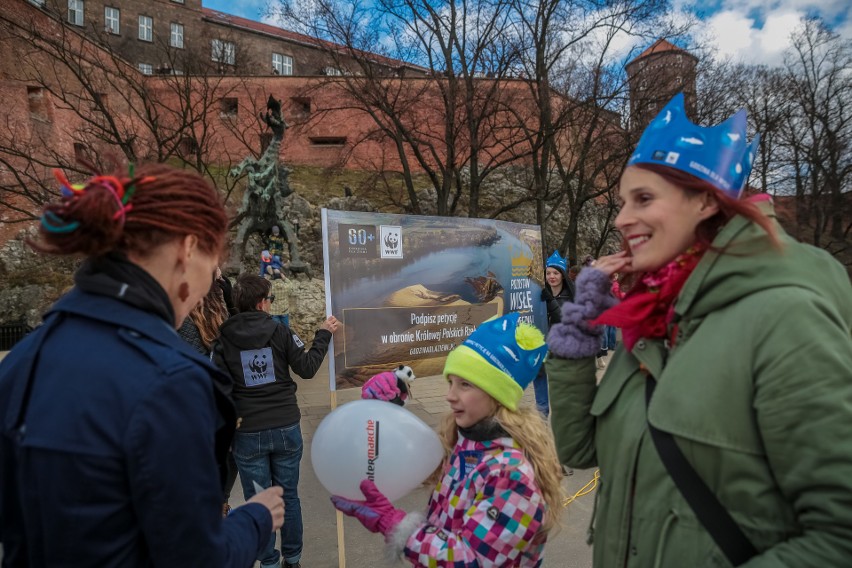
[331, 480, 407, 536]
[547, 268, 619, 359]
[361, 372, 405, 404]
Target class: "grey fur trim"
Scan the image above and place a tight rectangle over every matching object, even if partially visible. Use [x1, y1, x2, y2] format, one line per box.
[547, 268, 618, 359]
[384, 511, 426, 564]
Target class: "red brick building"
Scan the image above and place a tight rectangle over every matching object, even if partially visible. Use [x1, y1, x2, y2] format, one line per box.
[1, 0, 657, 228]
[25, 0, 425, 77]
[625, 39, 698, 129]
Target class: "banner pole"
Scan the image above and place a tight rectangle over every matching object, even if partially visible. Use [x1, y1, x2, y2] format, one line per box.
[329, 390, 346, 568]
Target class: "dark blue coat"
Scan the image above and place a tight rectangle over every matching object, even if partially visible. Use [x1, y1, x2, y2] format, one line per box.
[0, 288, 271, 567]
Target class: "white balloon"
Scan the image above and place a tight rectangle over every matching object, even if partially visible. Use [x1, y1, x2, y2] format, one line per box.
[311, 399, 444, 501]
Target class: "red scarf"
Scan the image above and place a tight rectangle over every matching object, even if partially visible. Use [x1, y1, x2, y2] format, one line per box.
[592, 245, 706, 352]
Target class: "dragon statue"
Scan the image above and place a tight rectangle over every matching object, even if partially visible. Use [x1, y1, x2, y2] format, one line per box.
[230, 95, 310, 277]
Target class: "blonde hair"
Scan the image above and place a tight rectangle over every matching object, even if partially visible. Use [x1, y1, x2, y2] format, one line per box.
[189, 283, 228, 350]
[432, 404, 565, 534]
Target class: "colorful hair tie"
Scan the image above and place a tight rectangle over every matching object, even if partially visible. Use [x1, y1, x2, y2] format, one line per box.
[51, 166, 151, 227]
[41, 211, 80, 233]
[53, 169, 86, 199]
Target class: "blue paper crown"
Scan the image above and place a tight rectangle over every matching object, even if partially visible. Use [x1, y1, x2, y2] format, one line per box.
[461, 312, 547, 391]
[545, 250, 567, 273]
[628, 93, 760, 197]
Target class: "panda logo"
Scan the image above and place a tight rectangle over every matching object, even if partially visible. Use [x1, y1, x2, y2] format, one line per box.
[380, 226, 402, 258]
[384, 232, 399, 251]
[249, 353, 268, 374]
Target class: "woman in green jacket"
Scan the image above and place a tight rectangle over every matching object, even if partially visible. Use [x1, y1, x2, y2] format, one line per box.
[546, 93, 852, 567]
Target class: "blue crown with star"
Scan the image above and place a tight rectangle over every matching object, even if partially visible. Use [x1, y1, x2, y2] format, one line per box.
[545, 250, 567, 273]
[628, 93, 760, 198]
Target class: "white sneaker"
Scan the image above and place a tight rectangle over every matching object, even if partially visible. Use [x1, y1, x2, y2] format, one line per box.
[596, 357, 606, 369]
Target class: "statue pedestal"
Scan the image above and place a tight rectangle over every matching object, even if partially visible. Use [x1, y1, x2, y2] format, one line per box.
[287, 259, 312, 279]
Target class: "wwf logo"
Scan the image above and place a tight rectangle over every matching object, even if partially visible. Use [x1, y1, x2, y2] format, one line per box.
[249, 353, 268, 374]
[380, 226, 402, 259]
[240, 347, 275, 387]
[384, 232, 398, 250]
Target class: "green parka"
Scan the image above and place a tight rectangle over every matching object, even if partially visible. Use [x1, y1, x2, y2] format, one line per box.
[546, 209, 852, 567]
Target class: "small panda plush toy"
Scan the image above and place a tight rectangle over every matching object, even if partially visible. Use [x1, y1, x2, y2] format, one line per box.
[362, 365, 416, 406]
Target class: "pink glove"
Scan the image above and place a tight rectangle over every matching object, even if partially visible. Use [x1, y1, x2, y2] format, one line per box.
[331, 479, 407, 536]
[361, 372, 406, 405]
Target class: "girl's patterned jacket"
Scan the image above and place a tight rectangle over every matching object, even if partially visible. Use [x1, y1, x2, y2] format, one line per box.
[388, 433, 547, 567]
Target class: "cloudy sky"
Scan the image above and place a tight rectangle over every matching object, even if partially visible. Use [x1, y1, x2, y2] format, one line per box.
[204, 0, 851, 67]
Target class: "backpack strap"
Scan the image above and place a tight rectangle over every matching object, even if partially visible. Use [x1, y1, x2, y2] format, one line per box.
[645, 374, 758, 565]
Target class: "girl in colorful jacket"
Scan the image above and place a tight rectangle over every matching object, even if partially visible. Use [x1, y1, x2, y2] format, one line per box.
[546, 93, 852, 567]
[333, 312, 565, 566]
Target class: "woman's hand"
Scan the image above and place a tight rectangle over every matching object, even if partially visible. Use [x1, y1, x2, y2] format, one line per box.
[246, 486, 285, 532]
[591, 251, 633, 276]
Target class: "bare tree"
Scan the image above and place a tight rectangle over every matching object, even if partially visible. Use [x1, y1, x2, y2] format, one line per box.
[784, 18, 851, 246]
[273, 0, 534, 217]
[508, 0, 680, 259]
[0, 4, 247, 222]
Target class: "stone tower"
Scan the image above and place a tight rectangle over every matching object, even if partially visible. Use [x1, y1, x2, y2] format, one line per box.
[625, 39, 698, 131]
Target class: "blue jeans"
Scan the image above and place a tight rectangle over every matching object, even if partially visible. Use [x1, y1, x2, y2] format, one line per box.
[233, 422, 304, 567]
[601, 326, 617, 351]
[532, 364, 549, 417]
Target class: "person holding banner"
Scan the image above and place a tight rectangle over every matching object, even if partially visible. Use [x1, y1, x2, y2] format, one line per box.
[0, 163, 284, 566]
[332, 312, 564, 566]
[545, 93, 852, 566]
[213, 274, 338, 568]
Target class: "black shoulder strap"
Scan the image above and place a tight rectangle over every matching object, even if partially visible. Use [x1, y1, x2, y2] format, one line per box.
[645, 375, 758, 565]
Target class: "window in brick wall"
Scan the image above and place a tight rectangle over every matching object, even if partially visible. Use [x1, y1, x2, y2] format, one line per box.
[170, 23, 184, 48]
[309, 136, 346, 146]
[68, 0, 84, 26]
[104, 6, 119, 34]
[220, 97, 238, 117]
[29, 0, 45, 6]
[211, 39, 235, 65]
[139, 15, 153, 42]
[272, 53, 293, 75]
[179, 136, 198, 155]
[171, 0, 184, 3]
[73, 142, 89, 162]
[27, 87, 49, 121]
[291, 97, 311, 116]
[138, 63, 153, 75]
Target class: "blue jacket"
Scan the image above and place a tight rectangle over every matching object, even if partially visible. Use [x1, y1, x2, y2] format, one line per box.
[0, 288, 271, 567]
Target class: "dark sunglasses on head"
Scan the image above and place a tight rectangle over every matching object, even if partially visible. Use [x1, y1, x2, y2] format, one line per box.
[266, 295, 275, 304]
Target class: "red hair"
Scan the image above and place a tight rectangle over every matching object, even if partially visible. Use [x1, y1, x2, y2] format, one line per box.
[32, 163, 228, 258]
[632, 163, 780, 249]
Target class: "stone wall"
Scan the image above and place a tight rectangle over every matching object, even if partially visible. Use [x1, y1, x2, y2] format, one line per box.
[0, 227, 76, 328]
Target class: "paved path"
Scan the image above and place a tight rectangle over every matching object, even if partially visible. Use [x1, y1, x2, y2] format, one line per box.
[235, 357, 596, 568]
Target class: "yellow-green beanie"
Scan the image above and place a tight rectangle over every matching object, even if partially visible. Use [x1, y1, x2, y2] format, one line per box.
[443, 313, 547, 411]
